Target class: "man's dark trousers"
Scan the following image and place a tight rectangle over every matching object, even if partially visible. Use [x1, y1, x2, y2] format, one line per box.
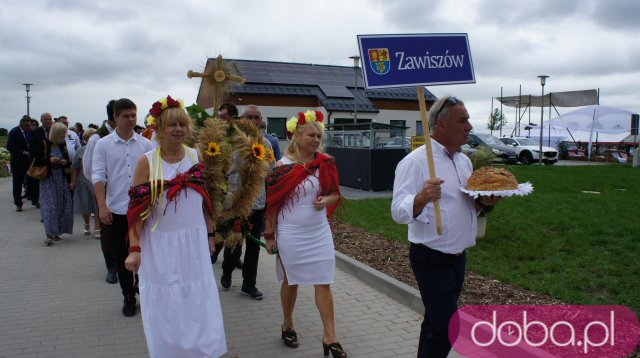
[99, 224, 116, 271]
[409, 243, 466, 358]
[106, 214, 135, 297]
[222, 208, 264, 289]
[10, 163, 27, 208]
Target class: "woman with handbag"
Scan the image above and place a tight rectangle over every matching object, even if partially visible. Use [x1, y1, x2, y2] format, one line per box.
[34, 122, 75, 246]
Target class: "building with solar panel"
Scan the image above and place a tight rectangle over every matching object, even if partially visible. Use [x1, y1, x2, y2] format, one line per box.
[194, 59, 438, 140]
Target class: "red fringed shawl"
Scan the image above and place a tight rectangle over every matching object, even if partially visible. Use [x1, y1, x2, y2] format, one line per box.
[127, 162, 214, 231]
[265, 152, 340, 219]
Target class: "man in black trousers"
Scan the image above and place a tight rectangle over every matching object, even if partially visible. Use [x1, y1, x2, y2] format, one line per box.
[92, 99, 155, 317]
[83, 100, 119, 284]
[217, 105, 274, 300]
[7, 116, 32, 211]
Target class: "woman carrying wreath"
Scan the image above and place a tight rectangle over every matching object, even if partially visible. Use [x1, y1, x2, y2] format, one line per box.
[264, 110, 347, 358]
[124, 96, 226, 358]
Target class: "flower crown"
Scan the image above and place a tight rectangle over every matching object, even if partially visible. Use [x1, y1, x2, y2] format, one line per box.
[146, 95, 185, 126]
[286, 110, 325, 138]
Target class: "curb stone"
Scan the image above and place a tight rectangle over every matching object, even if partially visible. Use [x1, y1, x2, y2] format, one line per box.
[335, 251, 424, 315]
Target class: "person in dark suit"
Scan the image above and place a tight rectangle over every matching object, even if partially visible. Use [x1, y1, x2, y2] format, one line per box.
[7, 116, 32, 211]
[28, 113, 54, 207]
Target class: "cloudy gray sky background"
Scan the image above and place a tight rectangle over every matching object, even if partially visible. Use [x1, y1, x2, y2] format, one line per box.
[2, 0, 639, 134]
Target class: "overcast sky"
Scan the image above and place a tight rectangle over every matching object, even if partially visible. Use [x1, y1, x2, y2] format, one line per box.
[2, 0, 639, 134]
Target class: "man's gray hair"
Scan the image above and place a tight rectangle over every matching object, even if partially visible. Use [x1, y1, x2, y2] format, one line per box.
[427, 96, 464, 130]
[241, 104, 262, 118]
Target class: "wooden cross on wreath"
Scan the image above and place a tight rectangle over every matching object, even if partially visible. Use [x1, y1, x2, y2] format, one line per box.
[187, 54, 245, 112]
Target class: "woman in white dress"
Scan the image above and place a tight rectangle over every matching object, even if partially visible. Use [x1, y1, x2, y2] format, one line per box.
[264, 111, 347, 358]
[124, 96, 226, 358]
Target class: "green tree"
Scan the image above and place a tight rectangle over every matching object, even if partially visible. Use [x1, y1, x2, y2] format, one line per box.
[487, 108, 506, 131]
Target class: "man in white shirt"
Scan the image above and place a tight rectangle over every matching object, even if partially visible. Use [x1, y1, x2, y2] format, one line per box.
[391, 96, 499, 358]
[92, 98, 155, 317]
[84, 100, 118, 284]
[57, 116, 81, 161]
[83, 101, 117, 180]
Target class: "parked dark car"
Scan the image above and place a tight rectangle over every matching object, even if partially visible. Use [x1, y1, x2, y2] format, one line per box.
[460, 144, 476, 157]
[557, 141, 586, 160]
[467, 133, 518, 164]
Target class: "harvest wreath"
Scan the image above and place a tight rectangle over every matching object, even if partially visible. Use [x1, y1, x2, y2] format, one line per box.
[198, 118, 273, 249]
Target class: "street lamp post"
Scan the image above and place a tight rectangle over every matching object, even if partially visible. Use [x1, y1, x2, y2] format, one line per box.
[537, 75, 549, 165]
[22, 83, 33, 117]
[349, 55, 360, 123]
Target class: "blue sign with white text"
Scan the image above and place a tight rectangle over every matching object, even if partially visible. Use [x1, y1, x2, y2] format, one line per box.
[357, 33, 475, 89]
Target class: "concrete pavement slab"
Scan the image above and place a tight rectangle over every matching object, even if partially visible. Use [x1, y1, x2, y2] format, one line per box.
[0, 178, 431, 357]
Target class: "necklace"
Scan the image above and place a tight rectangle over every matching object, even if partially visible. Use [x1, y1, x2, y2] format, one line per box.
[164, 156, 185, 173]
[297, 153, 315, 163]
[298, 162, 313, 174]
[162, 147, 186, 173]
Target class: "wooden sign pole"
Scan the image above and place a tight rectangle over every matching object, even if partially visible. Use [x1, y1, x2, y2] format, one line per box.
[416, 86, 443, 235]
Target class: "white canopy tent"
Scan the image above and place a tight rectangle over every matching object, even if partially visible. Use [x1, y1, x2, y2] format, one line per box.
[495, 89, 600, 138]
[548, 105, 636, 158]
[521, 127, 629, 151]
[497, 89, 599, 108]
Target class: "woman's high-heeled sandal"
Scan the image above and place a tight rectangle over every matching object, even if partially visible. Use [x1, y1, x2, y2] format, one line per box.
[44, 237, 53, 246]
[323, 342, 347, 358]
[84, 224, 91, 235]
[281, 329, 299, 348]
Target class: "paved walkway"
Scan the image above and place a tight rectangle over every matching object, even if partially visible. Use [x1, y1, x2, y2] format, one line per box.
[0, 178, 432, 357]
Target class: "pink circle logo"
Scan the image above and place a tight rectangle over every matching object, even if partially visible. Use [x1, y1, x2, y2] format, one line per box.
[451, 305, 640, 357]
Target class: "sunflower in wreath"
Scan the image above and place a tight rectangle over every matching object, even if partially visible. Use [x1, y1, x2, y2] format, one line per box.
[198, 117, 273, 249]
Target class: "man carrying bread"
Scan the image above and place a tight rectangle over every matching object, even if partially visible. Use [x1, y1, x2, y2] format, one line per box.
[391, 96, 500, 358]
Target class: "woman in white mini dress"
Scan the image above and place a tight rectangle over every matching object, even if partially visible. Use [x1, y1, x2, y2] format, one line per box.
[125, 99, 226, 358]
[265, 112, 347, 358]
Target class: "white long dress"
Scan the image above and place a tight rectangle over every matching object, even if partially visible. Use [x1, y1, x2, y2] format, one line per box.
[275, 156, 335, 285]
[139, 148, 226, 358]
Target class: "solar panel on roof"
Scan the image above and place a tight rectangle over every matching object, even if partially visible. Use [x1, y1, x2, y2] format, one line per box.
[229, 60, 434, 100]
[319, 85, 354, 98]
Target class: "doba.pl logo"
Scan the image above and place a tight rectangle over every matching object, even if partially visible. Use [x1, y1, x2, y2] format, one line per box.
[450, 305, 640, 358]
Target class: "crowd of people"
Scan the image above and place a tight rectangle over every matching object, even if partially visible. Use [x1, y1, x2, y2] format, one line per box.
[6, 94, 498, 358]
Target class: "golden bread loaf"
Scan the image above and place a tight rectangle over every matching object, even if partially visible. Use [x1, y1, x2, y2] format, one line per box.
[466, 166, 518, 191]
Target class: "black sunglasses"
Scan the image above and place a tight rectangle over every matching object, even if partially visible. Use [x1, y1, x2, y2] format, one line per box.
[434, 97, 458, 119]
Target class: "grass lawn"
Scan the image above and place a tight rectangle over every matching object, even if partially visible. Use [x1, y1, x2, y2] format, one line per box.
[335, 165, 640, 314]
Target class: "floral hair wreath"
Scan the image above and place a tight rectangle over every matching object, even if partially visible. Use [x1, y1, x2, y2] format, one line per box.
[146, 95, 185, 126]
[285, 110, 325, 139]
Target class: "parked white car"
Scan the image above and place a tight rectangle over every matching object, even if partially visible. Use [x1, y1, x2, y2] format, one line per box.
[499, 137, 559, 165]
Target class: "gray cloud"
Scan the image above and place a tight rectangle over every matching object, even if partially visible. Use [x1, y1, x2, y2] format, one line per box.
[1, 0, 639, 133]
[474, 0, 589, 26]
[591, 0, 640, 30]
